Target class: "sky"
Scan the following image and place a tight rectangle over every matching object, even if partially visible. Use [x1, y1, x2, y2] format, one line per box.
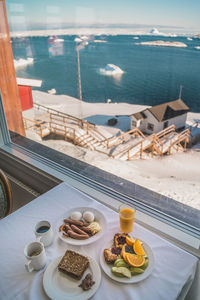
[6, 0, 200, 32]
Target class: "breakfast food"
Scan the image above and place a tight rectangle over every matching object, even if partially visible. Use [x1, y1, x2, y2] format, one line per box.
[58, 250, 89, 279]
[71, 211, 82, 221]
[83, 211, 94, 223]
[59, 210, 101, 240]
[79, 273, 95, 291]
[104, 247, 121, 264]
[103, 233, 149, 279]
[87, 222, 101, 235]
[114, 233, 128, 248]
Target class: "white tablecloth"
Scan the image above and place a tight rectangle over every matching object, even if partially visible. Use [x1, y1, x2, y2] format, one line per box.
[0, 182, 198, 300]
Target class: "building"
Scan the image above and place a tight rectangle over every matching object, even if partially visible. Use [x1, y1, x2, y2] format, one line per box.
[130, 99, 189, 134]
[17, 78, 42, 111]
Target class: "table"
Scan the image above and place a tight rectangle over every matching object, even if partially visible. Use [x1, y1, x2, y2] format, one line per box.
[0, 182, 198, 300]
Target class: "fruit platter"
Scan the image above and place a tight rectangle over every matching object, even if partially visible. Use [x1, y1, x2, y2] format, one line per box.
[100, 233, 154, 283]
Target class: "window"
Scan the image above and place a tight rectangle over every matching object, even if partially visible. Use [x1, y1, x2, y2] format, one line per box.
[1, 0, 200, 241]
[132, 120, 137, 127]
[141, 112, 147, 119]
[147, 123, 154, 131]
[163, 121, 169, 129]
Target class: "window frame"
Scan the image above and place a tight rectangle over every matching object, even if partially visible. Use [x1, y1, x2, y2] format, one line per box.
[0, 91, 200, 255]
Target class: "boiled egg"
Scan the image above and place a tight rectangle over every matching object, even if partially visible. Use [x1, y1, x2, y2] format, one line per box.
[83, 211, 95, 223]
[70, 211, 82, 221]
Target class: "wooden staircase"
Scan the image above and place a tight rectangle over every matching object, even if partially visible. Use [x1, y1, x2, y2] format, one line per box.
[112, 125, 190, 160]
[23, 103, 190, 160]
[23, 104, 108, 151]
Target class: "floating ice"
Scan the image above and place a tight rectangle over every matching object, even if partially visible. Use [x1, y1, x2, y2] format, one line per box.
[149, 28, 160, 35]
[94, 40, 107, 43]
[99, 64, 124, 76]
[74, 37, 82, 43]
[135, 40, 187, 48]
[48, 88, 56, 94]
[54, 38, 64, 42]
[195, 46, 200, 50]
[149, 28, 177, 37]
[14, 57, 34, 68]
[133, 37, 139, 40]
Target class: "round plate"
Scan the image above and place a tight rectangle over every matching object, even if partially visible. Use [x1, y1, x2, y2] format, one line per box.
[56, 207, 107, 246]
[100, 239, 154, 283]
[43, 255, 101, 300]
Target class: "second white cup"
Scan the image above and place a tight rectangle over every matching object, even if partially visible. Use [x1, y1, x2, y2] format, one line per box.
[35, 220, 54, 247]
[24, 241, 46, 272]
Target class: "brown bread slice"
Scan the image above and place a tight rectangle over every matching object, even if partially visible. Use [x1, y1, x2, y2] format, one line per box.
[58, 250, 89, 279]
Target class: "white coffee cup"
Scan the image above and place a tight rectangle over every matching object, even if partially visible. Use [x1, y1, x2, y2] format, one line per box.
[24, 241, 46, 272]
[35, 220, 54, 247]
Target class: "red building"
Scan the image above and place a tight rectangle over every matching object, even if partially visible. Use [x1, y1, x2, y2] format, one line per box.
[17, 78, 42, 111]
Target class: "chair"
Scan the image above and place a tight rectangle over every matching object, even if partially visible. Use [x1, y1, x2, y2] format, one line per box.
[0, 169, 13, 218]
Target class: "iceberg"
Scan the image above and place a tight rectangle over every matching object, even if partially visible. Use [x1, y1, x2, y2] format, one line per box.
[74, 37, 82, 43]
[14, 57, 34, 68]
[135, 40, 187, 48]
[94, 40, 107, 43]
[195, 46, 200, 50]
[54, 38, 64, 42]
[99, 64, 124, 76]
[149, 28, 160, 35]
[48, 88, 56, 94]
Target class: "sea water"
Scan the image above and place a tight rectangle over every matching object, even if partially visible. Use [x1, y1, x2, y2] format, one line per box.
[12, 35, 200, 112]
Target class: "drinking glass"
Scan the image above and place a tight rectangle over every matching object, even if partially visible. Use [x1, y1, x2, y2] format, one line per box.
[119, 203, 136, 233]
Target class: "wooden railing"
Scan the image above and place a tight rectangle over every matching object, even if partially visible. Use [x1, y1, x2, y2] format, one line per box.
[167, 129, 190, 154]
[33, 102, 95, 128]
[107, 128, 145, 149]
[156, 124, 175, 139]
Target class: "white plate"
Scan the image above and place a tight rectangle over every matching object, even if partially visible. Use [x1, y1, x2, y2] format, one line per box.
[56, 207, 107, 246]
[43, 255, 101, 300]
[100, 239, 154, 283]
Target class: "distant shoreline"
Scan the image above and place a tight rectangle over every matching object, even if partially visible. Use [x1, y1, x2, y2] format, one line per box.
[10, 28, 198, 38]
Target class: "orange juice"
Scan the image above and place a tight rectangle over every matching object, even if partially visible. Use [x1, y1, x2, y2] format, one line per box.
[120, 208, 135, 233]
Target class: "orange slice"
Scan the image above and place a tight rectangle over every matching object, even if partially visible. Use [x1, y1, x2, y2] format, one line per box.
[126, 253, 145, 267]
[122, 244, 127, 261]
[126, 236, 135, 246]
[133, 239, 146, 256]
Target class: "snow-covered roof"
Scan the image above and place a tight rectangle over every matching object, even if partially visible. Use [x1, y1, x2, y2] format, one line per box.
[17, 77, 42, 87]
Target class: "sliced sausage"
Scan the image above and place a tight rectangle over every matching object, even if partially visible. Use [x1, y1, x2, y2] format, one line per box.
[81, 226, 93, 235]
[71, 224, 88, 235]
[68, 230, 90, 239]
[64, 218, 83, 226]
[63, 224, 71, 233]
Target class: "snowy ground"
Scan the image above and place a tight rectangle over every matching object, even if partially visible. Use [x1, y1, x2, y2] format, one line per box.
[24, 91, 200, 211]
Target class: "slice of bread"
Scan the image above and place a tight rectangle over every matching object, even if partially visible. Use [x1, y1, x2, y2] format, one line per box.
[58, 250, 89, 279]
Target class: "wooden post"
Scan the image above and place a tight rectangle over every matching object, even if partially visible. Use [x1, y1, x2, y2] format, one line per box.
[73, 129, 76, 144]
[128, 149, 130, 160]
[140, 141, 143, 159]
[184, 139, 187, 151]
[0, 0, 25, 136]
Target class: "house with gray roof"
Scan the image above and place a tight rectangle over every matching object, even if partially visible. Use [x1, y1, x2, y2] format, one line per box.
[130, 99, 189, 134]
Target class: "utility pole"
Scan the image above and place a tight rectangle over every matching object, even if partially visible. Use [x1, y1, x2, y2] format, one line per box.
[76, 46, 82, 101]
[179, 85, 183, 99]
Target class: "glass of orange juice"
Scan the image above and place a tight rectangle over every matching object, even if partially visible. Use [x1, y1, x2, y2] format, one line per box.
[119, 203, 136, 233]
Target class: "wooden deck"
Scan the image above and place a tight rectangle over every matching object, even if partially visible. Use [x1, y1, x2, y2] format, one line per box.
[23, 104, 191, 160]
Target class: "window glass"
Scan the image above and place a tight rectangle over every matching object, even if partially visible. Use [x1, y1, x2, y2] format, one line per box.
[147, 123, 154, 131]
[1, 0, 200, 231]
